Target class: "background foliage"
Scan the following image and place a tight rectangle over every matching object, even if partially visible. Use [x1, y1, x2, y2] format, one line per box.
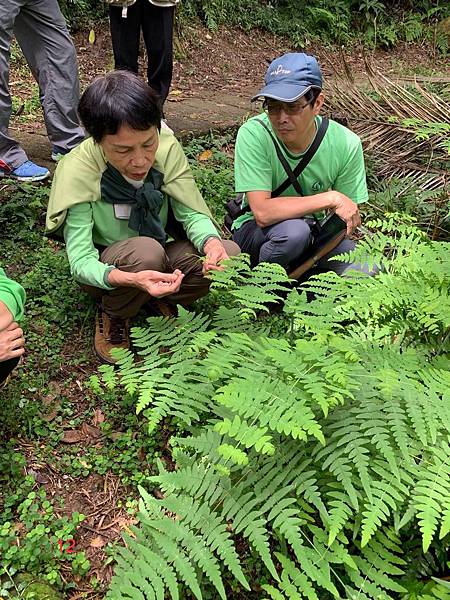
[58, 0, 450, 51]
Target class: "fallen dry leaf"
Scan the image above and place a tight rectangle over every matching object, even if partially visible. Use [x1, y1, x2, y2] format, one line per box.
[90, 536, 106, 548]
[61, 430, 85, 444]
[117, 516, 138, 537]
[42, 408, 58, 422]
[81, 422, 102, 439]
[42, 381, 61, 405]
[169, 89, 183, 96]
[198, 149, 213, 161]
[92, 408, 105, 426]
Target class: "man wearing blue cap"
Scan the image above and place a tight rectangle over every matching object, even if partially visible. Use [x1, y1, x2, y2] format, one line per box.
[232, 52, 369, 276]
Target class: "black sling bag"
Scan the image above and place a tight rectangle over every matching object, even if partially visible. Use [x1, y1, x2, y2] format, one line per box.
[224, 117, 329, 231]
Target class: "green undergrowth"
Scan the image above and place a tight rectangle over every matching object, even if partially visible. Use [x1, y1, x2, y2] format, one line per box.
[0, 124, 449, 597]
[102, 219, 450, 599]
[183, 130, 235, 223]
[0, 182, 174, 594]
[55, 0, 450, 52]
[177, 0, 449, 53]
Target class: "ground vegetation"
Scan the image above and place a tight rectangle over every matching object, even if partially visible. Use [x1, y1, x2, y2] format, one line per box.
[59, 0, 450, 54]
[0, 16, 449, 600]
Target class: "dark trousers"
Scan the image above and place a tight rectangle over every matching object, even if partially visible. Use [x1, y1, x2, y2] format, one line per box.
[233, 218, 374, 277]
[0, 357, 19, 385]
[109, 0, 175, 106]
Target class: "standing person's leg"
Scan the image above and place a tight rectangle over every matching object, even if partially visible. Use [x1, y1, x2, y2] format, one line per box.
[13, 0, 84, 155]
[0, 0, 29, 169]
[141, 2, 175, 106]
[108, 0, 142, 74]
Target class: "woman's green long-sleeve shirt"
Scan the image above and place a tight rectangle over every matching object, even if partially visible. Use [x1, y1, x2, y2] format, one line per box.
[46, 129, 221, 290]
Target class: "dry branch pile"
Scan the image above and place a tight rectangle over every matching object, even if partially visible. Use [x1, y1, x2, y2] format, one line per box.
[326, 63, 450, 194]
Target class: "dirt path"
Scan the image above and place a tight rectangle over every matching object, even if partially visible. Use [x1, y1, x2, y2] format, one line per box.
[9, 23, 449, 171]
[10, 90, 255, 172]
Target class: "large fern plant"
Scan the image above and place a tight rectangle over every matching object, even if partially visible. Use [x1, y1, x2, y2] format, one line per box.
[104, 221, 450, 600]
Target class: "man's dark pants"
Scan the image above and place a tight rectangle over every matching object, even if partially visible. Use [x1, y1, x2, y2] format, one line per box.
[233, 218, 371, 276]
[0, 358, 19, 384]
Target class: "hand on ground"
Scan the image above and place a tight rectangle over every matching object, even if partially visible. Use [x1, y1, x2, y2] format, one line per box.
[0, 322, 25, 362]
[134, 269, 184, 298]
[203, 238, 230, 275]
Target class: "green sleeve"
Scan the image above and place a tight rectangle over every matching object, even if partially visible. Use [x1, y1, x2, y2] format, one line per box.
[235, 121, 273, 193]
[333, 138, 368, 204]
[63, 203, 115, 290]
[170, 199, 220, 252]
[0, 267, 26, 321]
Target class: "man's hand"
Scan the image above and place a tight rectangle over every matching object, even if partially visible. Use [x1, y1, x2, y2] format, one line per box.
[329, 192, 361, 235]
[0, 322, 25, 363]
[108, 268, 184, 298]
[202, 238, 229, 275]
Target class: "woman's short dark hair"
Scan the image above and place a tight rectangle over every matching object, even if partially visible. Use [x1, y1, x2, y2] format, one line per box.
[78, 70, 162, 143]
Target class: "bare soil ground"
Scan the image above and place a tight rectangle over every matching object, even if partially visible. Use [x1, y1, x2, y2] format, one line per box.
[9, 22, 449, 171]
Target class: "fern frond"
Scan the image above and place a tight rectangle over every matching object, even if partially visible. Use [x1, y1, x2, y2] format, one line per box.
[352, 555, 407, 594]
[361, 481, 405, 547]
[217, 442, 249, 465]
[156, 494, 250, 592]
[139, 491, 228, 599]
[326, 491, 354, 545]
[279, 524, 340, 597]
[262, 553, 320, 600]
[107, 534, 181, 600]
[214, 415, 275, 455]
[216, 377, 324, 444]
[414, 441, 450, 551]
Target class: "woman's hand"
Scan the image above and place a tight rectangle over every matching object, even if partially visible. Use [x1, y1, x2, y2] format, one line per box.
[202, 238, 229, 275]
[0, 322, 25, 363]
[108, 267, 184, 298]
[133, 269, 184, 297]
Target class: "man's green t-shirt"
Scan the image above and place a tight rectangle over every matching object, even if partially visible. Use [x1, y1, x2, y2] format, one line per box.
[233, 113, 368, 230]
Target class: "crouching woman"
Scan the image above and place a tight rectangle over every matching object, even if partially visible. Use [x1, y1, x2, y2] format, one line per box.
[0, 267, 25, 386]
[46, 70, 239, 364]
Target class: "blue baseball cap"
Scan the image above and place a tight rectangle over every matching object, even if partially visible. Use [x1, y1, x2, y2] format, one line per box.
[251, 53, 322, 102]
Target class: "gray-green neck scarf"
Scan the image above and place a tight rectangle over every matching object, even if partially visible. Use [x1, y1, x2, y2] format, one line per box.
[101, 164, 167, 246]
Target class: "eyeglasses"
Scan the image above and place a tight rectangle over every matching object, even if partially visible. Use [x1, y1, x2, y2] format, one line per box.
[263, 99, 312, 116]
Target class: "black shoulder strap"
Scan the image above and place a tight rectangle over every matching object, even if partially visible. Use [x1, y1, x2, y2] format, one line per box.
[256, 117, 329, 199]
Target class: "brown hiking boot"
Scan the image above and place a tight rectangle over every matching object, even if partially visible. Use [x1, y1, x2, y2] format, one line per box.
[144, 299, 178, 318]
[94, 309, 130, 364]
